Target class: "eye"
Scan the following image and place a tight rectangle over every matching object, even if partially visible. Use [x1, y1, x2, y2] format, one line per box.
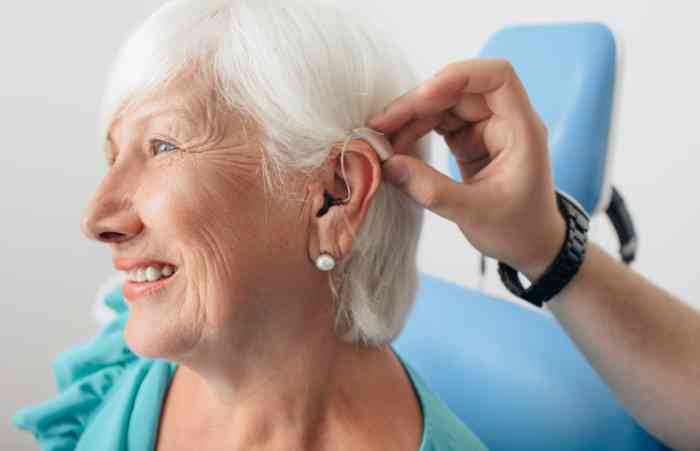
[151, 139, 179, 156]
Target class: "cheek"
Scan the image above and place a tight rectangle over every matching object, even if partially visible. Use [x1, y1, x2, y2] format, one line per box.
[132, 159, 308, 341]
[139, 161, 258, 251]
[138, 162, 273, 305]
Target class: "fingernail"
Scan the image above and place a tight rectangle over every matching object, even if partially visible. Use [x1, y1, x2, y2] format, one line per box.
[383, 160, 408, 185]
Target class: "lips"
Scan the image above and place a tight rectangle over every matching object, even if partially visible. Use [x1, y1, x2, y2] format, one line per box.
[113, 257, 179, 302]
[122, 270, 177, 301]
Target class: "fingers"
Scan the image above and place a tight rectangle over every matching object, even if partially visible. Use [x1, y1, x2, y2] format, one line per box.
[429, 58, 534, 120]
[435, 110, 467, 135]
[450, 93, 490, 124]
[382, 154, 471, 222]
[447, 117, 512, 173]
[385, 112, 509, 183]
[445, 121, 491, 179]
[368, 58, 534, 134]
[390, 113, 443, 156]
[389, 91, 492, 154]
[384, 110, 510, 182]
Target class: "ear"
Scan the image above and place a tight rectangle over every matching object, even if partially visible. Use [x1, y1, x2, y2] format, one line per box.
[307, 140, 382, 267]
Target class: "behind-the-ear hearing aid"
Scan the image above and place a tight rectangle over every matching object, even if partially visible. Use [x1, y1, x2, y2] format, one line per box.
[351, 127, 394, 163]
[316, 127, 394, 218]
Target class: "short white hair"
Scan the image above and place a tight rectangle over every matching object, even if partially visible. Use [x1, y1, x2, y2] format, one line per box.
[99, 0, 431, 346]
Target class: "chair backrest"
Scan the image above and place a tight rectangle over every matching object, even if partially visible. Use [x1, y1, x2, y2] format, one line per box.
[393, 274, 667, 450]
[448, 22, 617, 215]
[394, 23, 668, 450]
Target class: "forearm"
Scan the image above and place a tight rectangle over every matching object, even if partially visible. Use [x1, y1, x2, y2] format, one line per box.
[544, 241, 700, 450]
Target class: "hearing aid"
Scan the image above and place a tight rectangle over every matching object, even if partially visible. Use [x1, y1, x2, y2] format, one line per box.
[316, 127, 394, 218]
[351, 127, 394, 163]
[317, 191, 345, 217]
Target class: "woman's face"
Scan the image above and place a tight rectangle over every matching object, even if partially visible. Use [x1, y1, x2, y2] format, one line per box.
[81, 75, 323, 360]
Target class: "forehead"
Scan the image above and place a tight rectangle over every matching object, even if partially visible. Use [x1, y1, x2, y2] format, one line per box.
[107, 76, 221, 143]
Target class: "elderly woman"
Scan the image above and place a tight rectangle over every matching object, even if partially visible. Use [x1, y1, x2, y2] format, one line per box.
[12, 0, 488, 450]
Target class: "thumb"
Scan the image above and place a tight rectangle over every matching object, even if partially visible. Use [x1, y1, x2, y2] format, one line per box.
[382, 154, 470, 222]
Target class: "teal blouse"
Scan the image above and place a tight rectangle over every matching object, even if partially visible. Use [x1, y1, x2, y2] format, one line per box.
[13, 287, 488, 451]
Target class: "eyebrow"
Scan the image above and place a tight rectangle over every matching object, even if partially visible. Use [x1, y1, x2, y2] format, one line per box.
[105, 107, 204, 163]
[107, 106, 202, 141]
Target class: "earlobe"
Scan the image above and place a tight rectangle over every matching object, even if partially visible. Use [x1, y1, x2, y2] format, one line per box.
[307, 182, 346, 269]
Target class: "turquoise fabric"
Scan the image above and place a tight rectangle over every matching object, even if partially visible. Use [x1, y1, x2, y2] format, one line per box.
[13, 289, 487, 451]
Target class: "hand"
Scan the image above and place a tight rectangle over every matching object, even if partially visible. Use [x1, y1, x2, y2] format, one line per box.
[367, 58, 566, 281]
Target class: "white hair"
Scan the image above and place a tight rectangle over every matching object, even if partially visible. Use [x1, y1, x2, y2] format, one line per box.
[99, 0, 431, 346]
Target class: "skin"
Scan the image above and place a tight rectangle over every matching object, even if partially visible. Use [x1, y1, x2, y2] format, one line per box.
[80, 72, 422, 451]
[368, 58, 700, 451]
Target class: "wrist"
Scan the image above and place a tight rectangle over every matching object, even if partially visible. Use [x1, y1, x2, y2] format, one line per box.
[497, 189, 590, 308]
[521, 214, 568, 283]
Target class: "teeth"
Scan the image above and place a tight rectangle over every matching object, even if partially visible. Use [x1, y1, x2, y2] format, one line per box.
[125, 264, 176, 283]
[145, 266, 161, 282]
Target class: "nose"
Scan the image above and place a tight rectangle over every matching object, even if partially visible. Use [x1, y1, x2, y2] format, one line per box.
[81, 179, 143, 244]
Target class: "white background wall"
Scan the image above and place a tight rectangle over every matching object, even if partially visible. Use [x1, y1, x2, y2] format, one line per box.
[2, 1, 698, 449]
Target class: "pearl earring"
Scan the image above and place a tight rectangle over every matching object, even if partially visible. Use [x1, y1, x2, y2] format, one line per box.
[316, 252, 336, 271]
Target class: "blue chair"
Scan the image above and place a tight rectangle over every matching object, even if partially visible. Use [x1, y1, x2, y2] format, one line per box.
[393, 23, 668, 450]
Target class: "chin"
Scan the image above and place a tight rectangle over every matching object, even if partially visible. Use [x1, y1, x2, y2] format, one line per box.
[123, 309, 197, 360]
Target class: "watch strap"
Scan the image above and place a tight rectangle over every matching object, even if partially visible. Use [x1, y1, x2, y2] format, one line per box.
[497, 190, 590, 307]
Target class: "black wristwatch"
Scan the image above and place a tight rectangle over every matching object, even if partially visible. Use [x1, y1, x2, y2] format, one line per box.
[497, 189, 590, 307]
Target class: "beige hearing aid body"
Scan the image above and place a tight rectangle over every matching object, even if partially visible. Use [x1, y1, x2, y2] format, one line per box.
[351, 127, 394, 162]
[334, 127, 394, 205]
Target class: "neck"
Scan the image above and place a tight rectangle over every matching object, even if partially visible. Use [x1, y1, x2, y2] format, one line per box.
[167, 291, 395, 450]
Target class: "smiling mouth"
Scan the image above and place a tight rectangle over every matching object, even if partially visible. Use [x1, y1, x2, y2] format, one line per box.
[122, 264, 178, 301]
[123, 264, 177, 283]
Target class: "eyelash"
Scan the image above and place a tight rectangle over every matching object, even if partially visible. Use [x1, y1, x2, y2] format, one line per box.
[151, 139, 179, 156]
